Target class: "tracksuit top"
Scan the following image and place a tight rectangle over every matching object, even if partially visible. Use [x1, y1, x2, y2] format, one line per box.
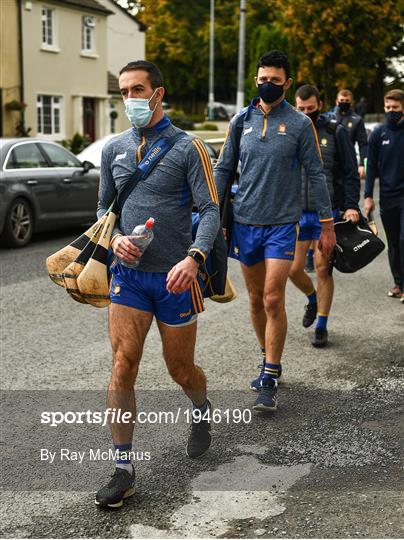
[365, 119, 404, 209]
[333, 107, 368, 166]
[214, 98, 332, 225]
[97, 116, 220, 272]
[301, 114, 360, 212]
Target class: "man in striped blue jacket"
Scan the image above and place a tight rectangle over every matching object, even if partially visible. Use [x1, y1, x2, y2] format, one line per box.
[95, 60, 220, 508]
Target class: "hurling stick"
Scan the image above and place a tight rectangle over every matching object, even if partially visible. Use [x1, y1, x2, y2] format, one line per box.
[46, 215, 106, 287]
[62, 215, 107, 304]
[210, 275, 237, 303]
[77, 207, 118, 308]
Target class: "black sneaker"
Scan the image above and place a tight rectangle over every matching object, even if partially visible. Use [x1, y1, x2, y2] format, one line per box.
[186, 400, 212, 459]
[95, 466, 135, 508]
[312, 327, 328, 348]
[253, 381, 278, 412]
[303, 302, 317, 328]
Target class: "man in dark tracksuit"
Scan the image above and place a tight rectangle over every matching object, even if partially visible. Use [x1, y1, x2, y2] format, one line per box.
[290, 85, 360, 347]
[333, 89, 368, 180]
[364, 89, 404, 302]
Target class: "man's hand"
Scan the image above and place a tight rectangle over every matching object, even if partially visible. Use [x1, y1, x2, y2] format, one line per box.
[343, 208, 360, 223]
[166, 256, 198, 294]
[111, 235, 141, 263]
[364, 197, 375, 216]
[358, 165, 366, 179]
[318, 221, 336, 259]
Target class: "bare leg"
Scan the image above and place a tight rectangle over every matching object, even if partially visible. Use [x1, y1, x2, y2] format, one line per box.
[263, 258, 293, 364]
[108, 304, 153, 444]
[157, 320, 206, 405]
[313, 240, 334, 316]
[240, 261, 267, 349]
[289, 240, 316, 295]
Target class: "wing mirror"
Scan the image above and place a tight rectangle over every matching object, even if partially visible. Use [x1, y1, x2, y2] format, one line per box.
[82, 160, 95, 172]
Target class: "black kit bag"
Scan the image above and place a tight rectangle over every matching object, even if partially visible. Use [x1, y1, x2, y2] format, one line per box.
[332, 215, 385, 273]
[191, 212, 229, 298]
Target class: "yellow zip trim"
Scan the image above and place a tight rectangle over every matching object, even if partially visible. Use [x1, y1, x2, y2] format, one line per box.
[192, 139, 219, 204]
[261, 114, 268, 138]
[137, 134, 146, 163]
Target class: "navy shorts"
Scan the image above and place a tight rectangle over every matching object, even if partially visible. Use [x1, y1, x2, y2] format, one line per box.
[109, 264, 204, 326]
[298, 209, 340, 242]
[229, 222, 299, 266]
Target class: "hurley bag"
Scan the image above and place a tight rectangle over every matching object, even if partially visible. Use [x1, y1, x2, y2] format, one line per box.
[190, 109, 248, 301]
[46, 132, 186, 307]
[332, 214, 385, 273]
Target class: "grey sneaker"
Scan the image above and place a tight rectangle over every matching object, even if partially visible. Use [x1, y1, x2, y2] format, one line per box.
[253, 381, 278, 412]
[95, 466, 135, 508]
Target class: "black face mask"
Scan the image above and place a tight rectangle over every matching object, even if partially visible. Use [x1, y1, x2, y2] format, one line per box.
[258, 81, 285, 104]
[385, 111, 403, 126]
[306, 109, 320, 123]
[338, 102, 351, 113]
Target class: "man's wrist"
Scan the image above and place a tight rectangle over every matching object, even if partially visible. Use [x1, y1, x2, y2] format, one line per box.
[111, 233, 123, 246]
[187, 248, 206, 266]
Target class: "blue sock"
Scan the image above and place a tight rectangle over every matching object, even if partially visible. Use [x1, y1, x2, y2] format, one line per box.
[307, 248, 314, 258]
[114, 443, 133, 472]
[261, 363, 282, 387]
[316, 314, 328, 330]
[307, 290, 317, 305]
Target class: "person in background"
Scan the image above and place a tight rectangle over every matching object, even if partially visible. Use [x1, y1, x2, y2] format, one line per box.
[290, 85, 360, 347]
[333, 89, 368, 180]
[364, 88, 404, 303]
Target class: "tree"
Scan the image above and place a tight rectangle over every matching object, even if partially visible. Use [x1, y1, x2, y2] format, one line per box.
[277, 0, 404, 110]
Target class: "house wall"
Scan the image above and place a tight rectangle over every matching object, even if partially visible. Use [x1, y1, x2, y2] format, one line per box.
[22, 0, 110, 140]
[96, 0, 145, 76]
[0, 0, 21, 137]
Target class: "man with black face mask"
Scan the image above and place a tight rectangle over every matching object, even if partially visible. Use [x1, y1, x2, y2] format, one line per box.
[333, 89, 368, 180]
[215, 51, 335, 412]
[290, 85, 360, 347]
[365, 89, 404, 302]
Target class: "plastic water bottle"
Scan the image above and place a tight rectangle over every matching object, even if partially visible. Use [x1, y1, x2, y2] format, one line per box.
[122, 217, 155, 268]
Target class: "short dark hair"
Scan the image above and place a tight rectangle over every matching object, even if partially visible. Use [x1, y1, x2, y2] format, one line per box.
[384, 89, 404, 104]
[337, 89, 353, 99]
[257, 50, 291, 80]
[295, 84, 321, 104]
[119, 60, 164, 89]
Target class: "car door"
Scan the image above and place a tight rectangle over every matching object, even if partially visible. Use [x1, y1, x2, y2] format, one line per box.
[4, 141, 66, 222]
[39, 142, 99, 221]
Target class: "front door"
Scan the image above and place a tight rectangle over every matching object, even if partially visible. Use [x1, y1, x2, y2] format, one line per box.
[83, 97, 96, 142]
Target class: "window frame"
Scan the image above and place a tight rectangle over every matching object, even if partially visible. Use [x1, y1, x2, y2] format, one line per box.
[81, 16, 95, 54]
[41, 6, 58, 50]
[3, 142, 51, 171]
[37, 94, 63, 138]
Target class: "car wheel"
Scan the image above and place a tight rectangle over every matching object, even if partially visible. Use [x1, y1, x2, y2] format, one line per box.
[0, 198, 34, 247]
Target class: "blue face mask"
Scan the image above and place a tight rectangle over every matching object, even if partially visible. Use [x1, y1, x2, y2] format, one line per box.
[125, 88, 159, 128]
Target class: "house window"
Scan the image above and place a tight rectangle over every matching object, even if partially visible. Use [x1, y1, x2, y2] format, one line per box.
[37, 95, 61, 135]
[82, 16, 95, 52]
[41, 7, 54, 47]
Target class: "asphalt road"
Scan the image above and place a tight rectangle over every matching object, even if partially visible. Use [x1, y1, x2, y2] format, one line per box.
[0, 209, 403, 539]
